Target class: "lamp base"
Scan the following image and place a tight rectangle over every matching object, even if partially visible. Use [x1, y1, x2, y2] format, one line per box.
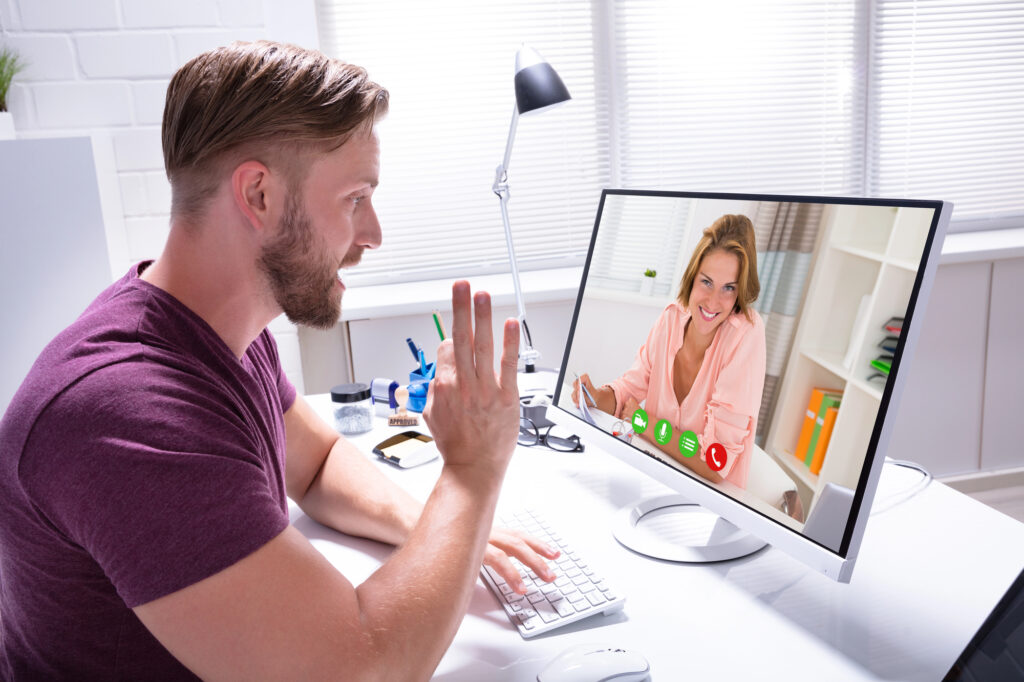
[517, 366, 558, 396]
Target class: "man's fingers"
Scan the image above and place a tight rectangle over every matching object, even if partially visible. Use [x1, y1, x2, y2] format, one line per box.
[483, 546, 527, 594]
[473, 292, 496, 387]
[434, 338, 455, 380]
[499, 318, 519, 393]
[519, 533, 560, 561]
[488, 530, 557, 583]
[449, 281, 474, 379]
[424, 339, 453, 421]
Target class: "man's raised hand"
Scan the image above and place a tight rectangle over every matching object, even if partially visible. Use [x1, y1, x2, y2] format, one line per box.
[424, 281, 520, 476]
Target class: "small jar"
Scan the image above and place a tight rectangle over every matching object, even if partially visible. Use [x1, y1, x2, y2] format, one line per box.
[330, 383, 373, 435]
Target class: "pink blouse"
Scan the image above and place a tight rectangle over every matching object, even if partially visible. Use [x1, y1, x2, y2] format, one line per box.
[609, 302, 766, 489]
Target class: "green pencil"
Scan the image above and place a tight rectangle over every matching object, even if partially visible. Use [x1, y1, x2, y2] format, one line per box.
[432, 310, 447, 341]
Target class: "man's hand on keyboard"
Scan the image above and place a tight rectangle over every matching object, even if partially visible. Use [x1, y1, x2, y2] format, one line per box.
[484, 527, 561, 594]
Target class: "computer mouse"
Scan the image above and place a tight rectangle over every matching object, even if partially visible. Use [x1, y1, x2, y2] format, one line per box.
[537, 643, 650, 682]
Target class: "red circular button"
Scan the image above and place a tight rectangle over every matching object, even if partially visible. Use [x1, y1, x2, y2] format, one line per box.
[706, 443, 727, 472]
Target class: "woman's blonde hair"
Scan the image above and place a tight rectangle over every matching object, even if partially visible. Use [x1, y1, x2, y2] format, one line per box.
[162, 40, 389, 220]
[677, 214, 760, 321]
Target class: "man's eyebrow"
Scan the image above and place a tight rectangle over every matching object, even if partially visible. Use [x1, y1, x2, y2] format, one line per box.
[348, 179, 378, 192]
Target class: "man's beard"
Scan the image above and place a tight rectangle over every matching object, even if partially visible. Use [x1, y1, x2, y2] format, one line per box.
[258, 196, 361, 330]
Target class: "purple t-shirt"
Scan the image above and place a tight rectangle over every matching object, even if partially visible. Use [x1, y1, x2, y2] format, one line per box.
[0, 263, 296, 680]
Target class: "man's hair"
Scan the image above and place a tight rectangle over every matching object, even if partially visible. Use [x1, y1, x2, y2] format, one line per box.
[677, 214, 760, 321]
[162, 40, 389, 220]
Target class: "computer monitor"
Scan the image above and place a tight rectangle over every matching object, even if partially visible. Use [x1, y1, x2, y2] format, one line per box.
[548, 190, 951, 583]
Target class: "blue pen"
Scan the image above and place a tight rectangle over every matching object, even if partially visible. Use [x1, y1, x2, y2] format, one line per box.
[406, 337, 420, 362]
[418, 349, 427, 376]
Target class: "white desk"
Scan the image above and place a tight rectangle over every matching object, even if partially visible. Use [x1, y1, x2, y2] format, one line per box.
[293, 394, 1024, 681]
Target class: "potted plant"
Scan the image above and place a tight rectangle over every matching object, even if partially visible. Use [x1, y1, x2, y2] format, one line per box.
[0, 45, 26, 140]
[640, 268, 657, 296]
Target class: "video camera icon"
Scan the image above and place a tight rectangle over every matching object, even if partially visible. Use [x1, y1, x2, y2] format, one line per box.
[631, 409, 648, 434]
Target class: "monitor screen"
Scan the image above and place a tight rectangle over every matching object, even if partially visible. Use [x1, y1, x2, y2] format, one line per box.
[550, 190, 951, 581]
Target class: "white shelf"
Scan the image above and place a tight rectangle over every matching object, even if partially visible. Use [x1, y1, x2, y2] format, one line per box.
[766, 204, 932, 512]
[832, 243, 885, 263]
[774, 448, 819, 489]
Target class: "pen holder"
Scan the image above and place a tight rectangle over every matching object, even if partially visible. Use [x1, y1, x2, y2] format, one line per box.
[406, 362, 435, 413]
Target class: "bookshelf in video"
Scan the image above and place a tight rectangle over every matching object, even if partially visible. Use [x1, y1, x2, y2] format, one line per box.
[765, 204, 932, 510]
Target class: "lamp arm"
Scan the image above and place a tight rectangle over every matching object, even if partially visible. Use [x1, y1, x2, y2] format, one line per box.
[502, 103, 519, 175]
[492, 103, 539, 372]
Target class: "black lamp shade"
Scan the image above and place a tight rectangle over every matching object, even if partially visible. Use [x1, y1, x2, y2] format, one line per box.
[513, 51, 571, 114]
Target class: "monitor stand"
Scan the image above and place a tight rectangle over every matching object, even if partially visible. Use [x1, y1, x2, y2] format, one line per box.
[613, 493, 766, 562]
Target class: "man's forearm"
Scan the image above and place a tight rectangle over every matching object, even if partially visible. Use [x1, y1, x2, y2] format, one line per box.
[353, 464, 502, 680]
[297, 435, 422, 546]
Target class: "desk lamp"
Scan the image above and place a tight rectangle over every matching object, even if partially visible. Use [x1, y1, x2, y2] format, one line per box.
[492, 44, 571, 374]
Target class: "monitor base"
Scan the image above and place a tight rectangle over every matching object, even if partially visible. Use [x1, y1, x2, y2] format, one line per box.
[613, 493, 767, 562]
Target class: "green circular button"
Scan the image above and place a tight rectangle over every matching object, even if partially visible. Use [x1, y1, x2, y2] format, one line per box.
[654, 419, 673, 445]
[631, 408, 649, 434]
[679, 430, 699, 458]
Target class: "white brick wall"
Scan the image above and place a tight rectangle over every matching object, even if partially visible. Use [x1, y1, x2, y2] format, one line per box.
[19, 0, 119, 31]
[75, 33, 176, 79]
[1, 0, 322, 393]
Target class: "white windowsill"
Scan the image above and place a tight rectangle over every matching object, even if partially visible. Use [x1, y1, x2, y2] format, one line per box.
[340, 228, 1024, 321]
[340, 267, 584, 322]
[940, 227, 1024, 264]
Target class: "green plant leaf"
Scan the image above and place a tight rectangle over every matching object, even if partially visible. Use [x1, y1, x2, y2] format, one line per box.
[0, 46, 27, 112]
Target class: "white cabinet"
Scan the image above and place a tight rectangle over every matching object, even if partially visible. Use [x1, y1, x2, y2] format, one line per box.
[0, 138, 113, 411]
[884, 262, 989, 476]
[983, 258, 1024, 471]
[885, 254, 1024, 478]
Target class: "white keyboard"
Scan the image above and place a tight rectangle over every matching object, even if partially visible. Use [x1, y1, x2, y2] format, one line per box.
[481, 508, 626, 638]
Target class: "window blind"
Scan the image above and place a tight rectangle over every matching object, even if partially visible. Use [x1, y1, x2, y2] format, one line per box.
[608, 0, 863, 196]
[868, 0, 1024, 228]
[315, 0, 1023, 289]
[315, 0, 607, 287]
[588, 195, 693, 297]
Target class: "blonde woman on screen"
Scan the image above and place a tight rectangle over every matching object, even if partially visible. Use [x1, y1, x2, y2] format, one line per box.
[572, 214, 766, 489]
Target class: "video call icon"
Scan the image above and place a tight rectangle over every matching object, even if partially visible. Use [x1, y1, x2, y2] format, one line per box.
[631, 409, 648, 434]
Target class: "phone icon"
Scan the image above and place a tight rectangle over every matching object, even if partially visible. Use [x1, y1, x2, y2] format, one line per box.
[707, 443, 727, 472]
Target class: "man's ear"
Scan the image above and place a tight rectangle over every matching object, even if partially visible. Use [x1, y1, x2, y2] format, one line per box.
[231, 160, 282, 233]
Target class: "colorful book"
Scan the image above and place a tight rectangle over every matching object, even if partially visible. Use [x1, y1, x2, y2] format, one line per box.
[805, 392, 842, 467]
[878, 336, 899, 354]
[809, 405, 839, 475]
[795, 388, 842, 464]
[884, 317, 904, 335]
[871, 355, 893, 375]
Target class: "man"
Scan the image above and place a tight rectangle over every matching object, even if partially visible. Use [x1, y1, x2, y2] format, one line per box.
[0, 41, 557, 680]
